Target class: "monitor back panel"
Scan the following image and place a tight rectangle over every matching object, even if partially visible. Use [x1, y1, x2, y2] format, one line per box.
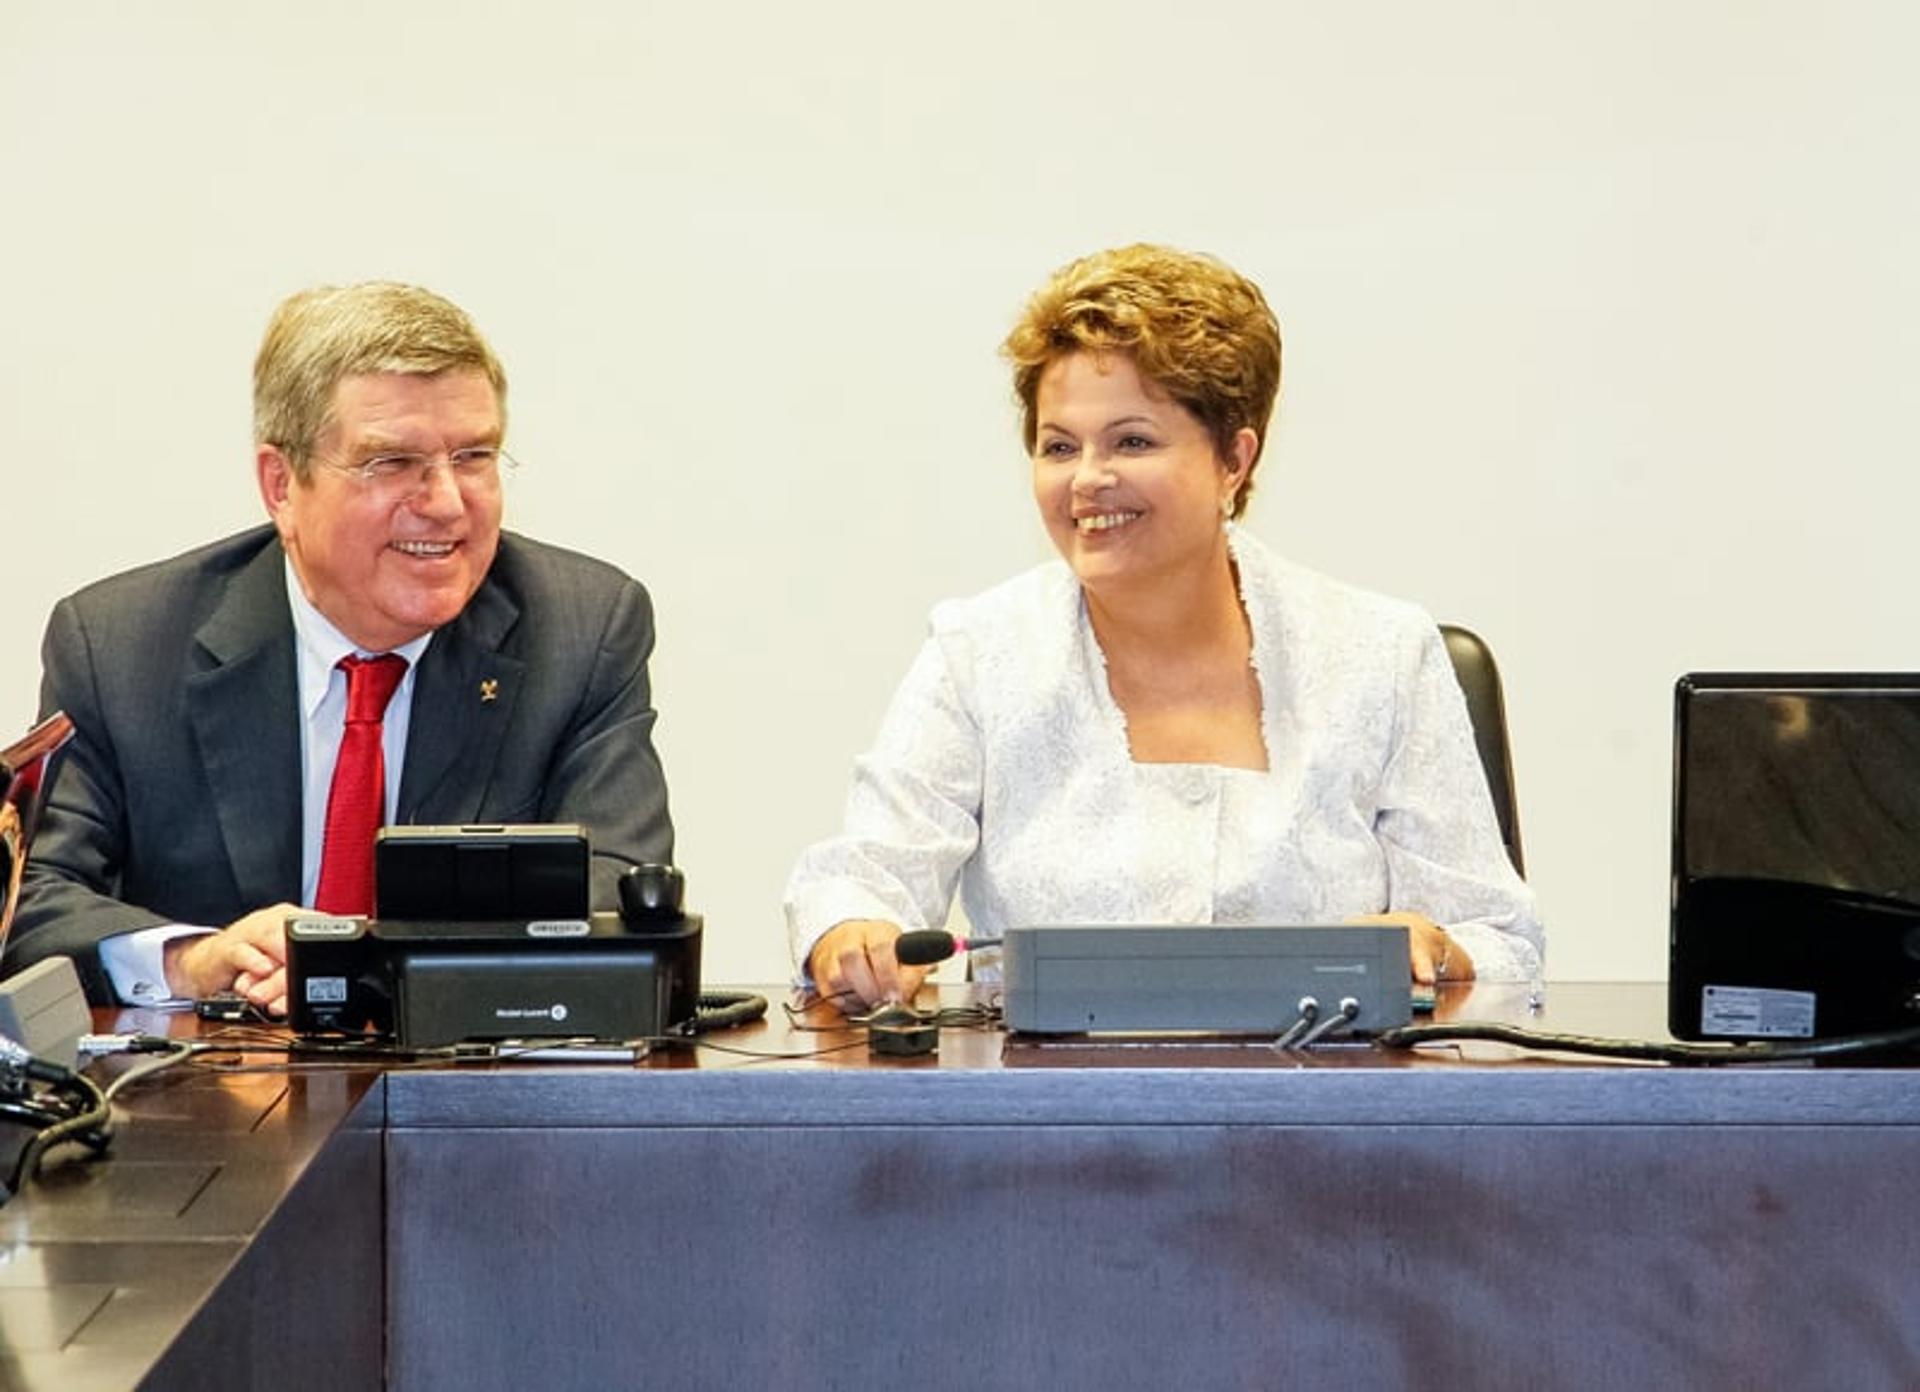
[1670, 673, 1920, 1039]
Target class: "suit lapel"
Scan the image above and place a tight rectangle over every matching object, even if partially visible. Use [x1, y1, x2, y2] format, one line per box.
[186, 539, 303, 907]
[399, 574, 525, 822]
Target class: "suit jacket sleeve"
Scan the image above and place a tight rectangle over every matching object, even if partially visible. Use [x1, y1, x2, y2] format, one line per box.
[13, 596, 178, 1002]
[536, 572, 674, 905]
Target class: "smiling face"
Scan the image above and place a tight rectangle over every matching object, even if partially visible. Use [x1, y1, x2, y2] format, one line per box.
[258, 369, 504, 651]
[1031, 351, 1255, 599]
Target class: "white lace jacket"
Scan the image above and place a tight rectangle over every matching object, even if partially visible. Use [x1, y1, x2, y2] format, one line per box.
[785, 528, 1544, 983]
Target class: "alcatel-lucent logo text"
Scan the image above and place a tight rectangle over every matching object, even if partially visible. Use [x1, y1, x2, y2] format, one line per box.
[493, 1003, 570, 1022]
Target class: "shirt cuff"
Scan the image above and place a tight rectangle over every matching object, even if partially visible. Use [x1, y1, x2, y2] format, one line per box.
[1445, 919, 1542, 985]
[99, 923, 214, 1007]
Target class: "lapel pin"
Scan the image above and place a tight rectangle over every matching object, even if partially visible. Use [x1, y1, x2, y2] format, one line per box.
[480, 678, 499, 704]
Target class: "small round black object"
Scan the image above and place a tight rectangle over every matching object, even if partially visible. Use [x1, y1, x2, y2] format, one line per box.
[620, 863, 685, 922]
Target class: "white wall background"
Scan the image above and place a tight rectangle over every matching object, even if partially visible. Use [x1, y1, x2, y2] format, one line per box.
[4, 2, 1915, 985]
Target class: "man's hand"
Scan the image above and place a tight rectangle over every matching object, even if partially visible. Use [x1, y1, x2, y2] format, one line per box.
[163, 903, 300, 1016]
[1349, 911, 1476, 985]
[807, 919, 930, 1014]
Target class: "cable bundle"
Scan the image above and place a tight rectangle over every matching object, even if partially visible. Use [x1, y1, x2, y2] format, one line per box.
[0, 1037, 113, 1201]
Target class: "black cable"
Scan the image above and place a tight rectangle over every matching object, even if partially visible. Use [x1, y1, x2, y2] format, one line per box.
[413, 1034, 876, 1064]
[847, 1003, 997, 1028]
[0, 1038, 77, 1089]
[0, 1097, 76, 1130]
[181, 1025, 881, 1068]
[783, 1001, 857, 1032]
[783, 988, 869, 1027]
[927, 1003, 1002, 1030]
[10, 1070, 112, 1192]
[665, 1035, 873, 1062]
[674, 990, 770, 1036]
[784, 995, 1003, 1034]
[189, 1035, 461, 1073]
[1377, 1019, 1920, 1065]
[101, 1041, 200, 1102]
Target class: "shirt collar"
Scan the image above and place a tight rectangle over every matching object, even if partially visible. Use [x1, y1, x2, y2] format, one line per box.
[285, 558, 436, 720]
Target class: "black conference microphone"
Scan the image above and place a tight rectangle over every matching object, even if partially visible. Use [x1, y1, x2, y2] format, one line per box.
[894, 930, 1002, 967]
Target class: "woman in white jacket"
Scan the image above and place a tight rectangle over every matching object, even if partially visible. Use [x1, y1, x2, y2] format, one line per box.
[787, 244, 1541, 1012]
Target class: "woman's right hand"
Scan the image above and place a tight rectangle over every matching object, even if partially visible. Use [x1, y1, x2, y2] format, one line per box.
[807, 919, 930, 1014]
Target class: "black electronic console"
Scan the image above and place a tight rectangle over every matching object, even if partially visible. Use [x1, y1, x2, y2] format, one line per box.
[285, 826, 703, 1048]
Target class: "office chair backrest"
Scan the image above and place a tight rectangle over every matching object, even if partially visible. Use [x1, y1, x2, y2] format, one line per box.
[1, 712, 76, 955]
[1437, 625, 1525, 877]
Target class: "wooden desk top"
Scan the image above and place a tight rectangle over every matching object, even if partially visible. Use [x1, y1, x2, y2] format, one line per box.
[2, 1032, 382, 1391]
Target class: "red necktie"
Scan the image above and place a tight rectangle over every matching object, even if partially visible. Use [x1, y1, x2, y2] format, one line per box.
[314, 653, 408, 915]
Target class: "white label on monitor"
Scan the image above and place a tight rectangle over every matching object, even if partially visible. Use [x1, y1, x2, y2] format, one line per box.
[305, 977, 349, 1004]
[1699, 984, 1816, 1038]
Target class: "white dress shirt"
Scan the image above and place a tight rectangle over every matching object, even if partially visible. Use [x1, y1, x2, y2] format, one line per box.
[99, 561, 432, 1004]
[784, 527, 1544, 985]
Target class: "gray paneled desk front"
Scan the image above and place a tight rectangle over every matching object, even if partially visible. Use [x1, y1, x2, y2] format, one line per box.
[5, 984, 1919, 1391]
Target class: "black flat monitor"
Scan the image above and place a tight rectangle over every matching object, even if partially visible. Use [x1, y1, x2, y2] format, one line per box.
[1670, 673, 1920, 1039]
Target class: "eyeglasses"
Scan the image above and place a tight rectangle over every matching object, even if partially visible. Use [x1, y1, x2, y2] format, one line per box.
[315, 445, 519, 493]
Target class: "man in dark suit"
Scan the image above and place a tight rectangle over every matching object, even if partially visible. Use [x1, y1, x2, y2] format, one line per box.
[7, 282, 672, 1011]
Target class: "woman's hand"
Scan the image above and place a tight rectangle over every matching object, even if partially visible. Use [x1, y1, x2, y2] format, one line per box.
[807, 919, 931, 1014]
[1348, 911, 1475, 986]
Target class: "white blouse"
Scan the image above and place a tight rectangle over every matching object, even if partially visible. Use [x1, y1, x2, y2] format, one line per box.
[785, 528, 1544, 983]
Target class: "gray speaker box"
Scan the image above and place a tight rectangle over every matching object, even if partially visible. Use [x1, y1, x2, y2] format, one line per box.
[0, 956, 90, 1071]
